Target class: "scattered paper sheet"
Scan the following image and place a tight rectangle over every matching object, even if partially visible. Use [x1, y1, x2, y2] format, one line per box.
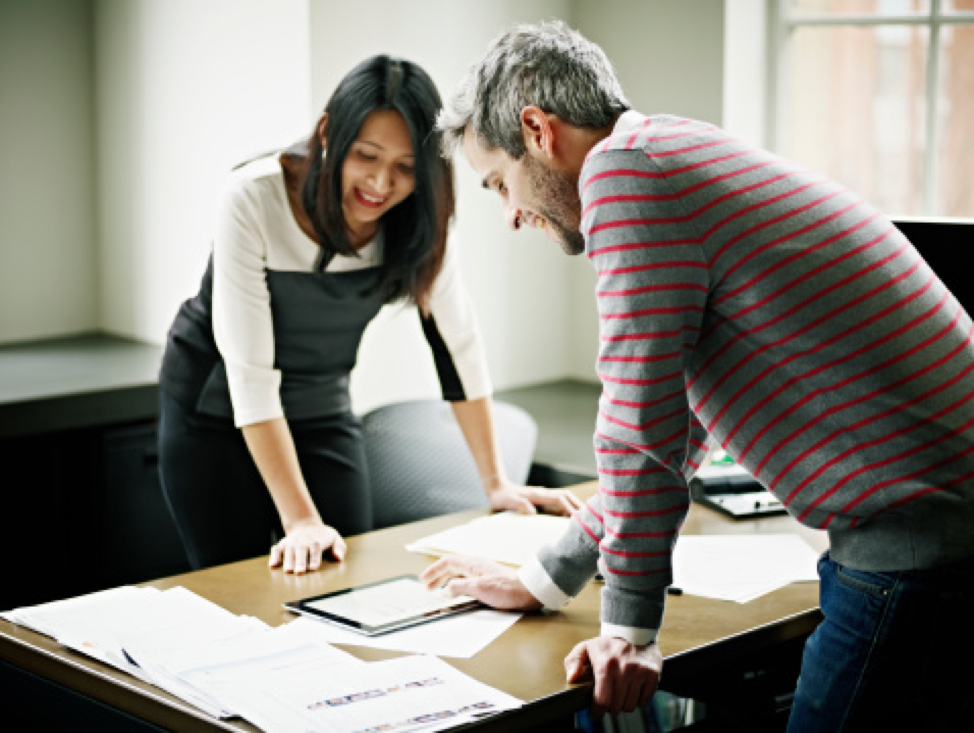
[247, 654, 522, 733]
[406, 511, 571, 566]
[672, 534, 820, 603]
[285, 608, 522, 658]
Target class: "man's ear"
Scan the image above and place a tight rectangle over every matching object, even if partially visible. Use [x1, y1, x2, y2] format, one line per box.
[317, 113, 329, 149]
[520, 106, 555, 159]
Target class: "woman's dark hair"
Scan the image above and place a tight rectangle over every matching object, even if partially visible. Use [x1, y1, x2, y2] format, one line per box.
[302, 55, 454, 309]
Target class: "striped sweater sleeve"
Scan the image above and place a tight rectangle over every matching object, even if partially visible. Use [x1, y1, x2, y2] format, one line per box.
[531, 137, 711, 637]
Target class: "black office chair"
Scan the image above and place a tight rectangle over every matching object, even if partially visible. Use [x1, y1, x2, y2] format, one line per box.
[361, 399, 539, 530]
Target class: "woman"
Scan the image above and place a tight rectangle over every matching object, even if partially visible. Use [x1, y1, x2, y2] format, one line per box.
[158, 55, 581, 575]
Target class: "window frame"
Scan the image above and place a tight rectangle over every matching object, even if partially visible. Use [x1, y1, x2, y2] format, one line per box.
[770, 0, 974, 216]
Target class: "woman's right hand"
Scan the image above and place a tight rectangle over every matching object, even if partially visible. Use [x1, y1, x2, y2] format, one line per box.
[268, 518, 347, 574]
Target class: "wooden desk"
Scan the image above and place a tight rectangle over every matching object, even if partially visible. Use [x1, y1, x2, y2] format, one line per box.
[0, 492, 826, 732]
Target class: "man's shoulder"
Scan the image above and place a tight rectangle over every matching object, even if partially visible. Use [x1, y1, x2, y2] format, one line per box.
[589, 113, 718, 158]
[580, 113, 729, 188]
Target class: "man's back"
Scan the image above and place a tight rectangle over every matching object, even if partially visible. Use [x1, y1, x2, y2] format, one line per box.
[583, 112, 974, 573]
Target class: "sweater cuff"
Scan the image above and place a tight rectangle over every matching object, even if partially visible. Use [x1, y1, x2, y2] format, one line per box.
[518, 555, 572, 611]
[601, 623, 658, 646]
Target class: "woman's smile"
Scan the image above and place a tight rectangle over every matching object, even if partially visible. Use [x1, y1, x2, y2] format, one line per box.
[353, 187, 389, 209]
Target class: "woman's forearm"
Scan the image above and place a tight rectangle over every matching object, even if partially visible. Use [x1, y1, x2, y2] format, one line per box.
[241, 417, 321, 531]
[450, 396, 508, 493]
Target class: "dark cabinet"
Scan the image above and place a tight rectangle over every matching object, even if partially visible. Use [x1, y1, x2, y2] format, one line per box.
[0, 334, 188, 610]
[99, 421, 189, 588]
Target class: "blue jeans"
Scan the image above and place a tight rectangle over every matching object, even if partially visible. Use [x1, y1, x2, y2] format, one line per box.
[787, 551, 974, 732]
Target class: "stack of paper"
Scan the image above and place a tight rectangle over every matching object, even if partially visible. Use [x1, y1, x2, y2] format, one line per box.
[406, 511, 571, 566]
[2, 587, 522, 732]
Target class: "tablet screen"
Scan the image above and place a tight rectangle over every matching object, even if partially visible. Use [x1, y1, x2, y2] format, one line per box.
[284, 575, 480, 636]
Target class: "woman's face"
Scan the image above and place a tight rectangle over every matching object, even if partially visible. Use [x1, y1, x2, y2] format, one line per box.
[340, 109, 417, 242]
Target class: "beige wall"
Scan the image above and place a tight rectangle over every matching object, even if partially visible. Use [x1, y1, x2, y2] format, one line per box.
[0, 0, 97, 342]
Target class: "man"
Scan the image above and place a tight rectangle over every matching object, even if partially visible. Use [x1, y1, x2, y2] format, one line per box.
[421, 20, 974, 731]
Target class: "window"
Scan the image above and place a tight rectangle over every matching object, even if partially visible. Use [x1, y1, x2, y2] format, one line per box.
[773, 0, 974, 217]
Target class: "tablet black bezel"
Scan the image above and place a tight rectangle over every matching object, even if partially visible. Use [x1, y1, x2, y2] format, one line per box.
[283, 574, 481, 636]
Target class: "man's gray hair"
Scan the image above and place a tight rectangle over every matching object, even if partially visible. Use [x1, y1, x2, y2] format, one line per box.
[437, 20, 630, 160]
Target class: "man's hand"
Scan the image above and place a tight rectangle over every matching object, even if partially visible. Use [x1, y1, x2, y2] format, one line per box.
[268, 518, 346, 574]
[420, 555, 542, 611]
[487, 482, 586, 517]
[564, 636, 663, 717]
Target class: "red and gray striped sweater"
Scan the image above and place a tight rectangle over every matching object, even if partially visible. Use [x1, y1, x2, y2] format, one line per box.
[525, 112, 974, 638]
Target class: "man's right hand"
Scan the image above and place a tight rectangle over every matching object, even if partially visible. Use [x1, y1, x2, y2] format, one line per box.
[419, 555, 542, 611]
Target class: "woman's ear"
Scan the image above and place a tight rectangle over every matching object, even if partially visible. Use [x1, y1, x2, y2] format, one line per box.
[317, 113, 329, 149]
[520, 106, 555, 159]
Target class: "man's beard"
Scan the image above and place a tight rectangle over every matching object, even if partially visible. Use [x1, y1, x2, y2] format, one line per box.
[523, 153, 585, 256]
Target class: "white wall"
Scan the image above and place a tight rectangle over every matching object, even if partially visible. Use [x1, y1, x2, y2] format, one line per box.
[0, 0, 97, 343]
[0, 0, 733, 414]
[95, 0, 313, 342]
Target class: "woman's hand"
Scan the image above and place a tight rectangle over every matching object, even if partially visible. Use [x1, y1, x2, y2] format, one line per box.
[486, 479, 585, 517]
[420, 554, 542, 611]
[268, 518, 347, 574]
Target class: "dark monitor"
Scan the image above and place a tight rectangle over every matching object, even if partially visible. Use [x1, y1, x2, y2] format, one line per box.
[893, 218, 974, 314]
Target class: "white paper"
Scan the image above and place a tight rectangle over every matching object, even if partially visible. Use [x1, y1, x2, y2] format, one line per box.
[672, 534, 820, 603]
[250, 654, 522, 733]
[287, 607, 522, 658]
[406, 511, 571, 566]
[3, 586, 271, 717]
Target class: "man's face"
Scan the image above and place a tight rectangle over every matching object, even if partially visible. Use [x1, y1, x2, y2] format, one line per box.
[462, 131, 585, 256]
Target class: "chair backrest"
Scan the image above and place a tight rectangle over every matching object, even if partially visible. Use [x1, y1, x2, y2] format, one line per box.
[361, 399, 538, 530]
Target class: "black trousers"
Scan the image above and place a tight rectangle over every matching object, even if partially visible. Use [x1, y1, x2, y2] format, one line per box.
[158, 390, 373, 570]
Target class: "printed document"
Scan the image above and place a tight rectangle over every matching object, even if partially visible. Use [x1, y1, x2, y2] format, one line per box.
[246, 654, 522, 733]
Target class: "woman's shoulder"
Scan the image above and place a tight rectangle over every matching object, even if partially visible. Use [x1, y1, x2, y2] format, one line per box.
[219, 153, 286, 210]
[227, 152, 284, 188]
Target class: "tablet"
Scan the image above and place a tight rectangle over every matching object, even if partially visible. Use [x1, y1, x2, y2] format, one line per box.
[283, 575, 481, 636]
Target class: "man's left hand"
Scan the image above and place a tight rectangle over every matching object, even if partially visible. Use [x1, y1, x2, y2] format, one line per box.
[564, 636, 663, 716]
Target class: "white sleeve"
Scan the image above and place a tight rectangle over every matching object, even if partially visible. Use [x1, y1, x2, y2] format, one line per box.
[211, 174, 284, 427]
[423, 231, 492, 401]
